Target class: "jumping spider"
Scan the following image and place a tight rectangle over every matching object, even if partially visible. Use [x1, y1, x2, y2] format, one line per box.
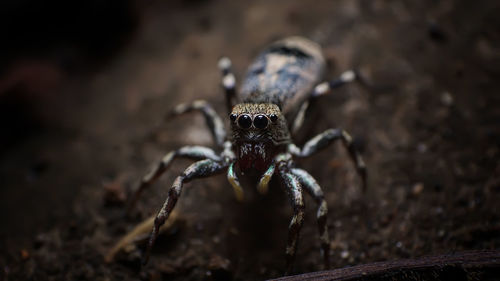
[128, 36, 367, 274]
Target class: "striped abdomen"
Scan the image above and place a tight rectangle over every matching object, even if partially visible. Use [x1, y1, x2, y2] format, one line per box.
[239, 37, 326, 122]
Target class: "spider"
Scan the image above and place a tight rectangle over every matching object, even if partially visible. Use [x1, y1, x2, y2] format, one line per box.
[127, 36, 367, 274]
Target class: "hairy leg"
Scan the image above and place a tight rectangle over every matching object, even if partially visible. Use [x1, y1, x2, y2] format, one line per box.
[277, 157, 305, 275]
[312, 70, 359, 97]
[291, 70, 360, 134]
[170, 100, 226, 147]
[290, 101, 310, 136]
[288, 128, 367, 191]
[142, 159, 228, 264]
[127, 146, 221, 212]
[218, 57, 237, 113]
[291, 168, 330, 269]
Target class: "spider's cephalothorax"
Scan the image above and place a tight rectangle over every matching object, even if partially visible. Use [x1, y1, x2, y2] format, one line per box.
[229, 103, 289, 172]
[128, 37, 367, 275]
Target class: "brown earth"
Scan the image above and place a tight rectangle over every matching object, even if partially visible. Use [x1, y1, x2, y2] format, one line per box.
[1, 0, 499, 280]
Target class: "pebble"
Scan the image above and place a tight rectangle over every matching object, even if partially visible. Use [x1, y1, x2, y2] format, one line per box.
[21, 249, 30, 260]
[341, 250, 350, 259]
[412, 183, 424, 195]
[440, 91, 454, 106]
[334, 220, 342, 228]
[417, 143, 427, 153]
[212, 235, 221, 244]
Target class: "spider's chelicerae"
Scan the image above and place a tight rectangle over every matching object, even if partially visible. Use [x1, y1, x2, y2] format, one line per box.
[128, 36, 367, 274]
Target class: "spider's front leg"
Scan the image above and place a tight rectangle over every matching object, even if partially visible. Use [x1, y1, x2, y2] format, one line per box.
[143, 158, 229, 265]
[290, 168, 330, 269]
[127, 146, 221, 212]
[170, 100, 226, 147]
[289, 128, 367, 190]
[275, 154, 305, 275]
[129, 100, 228, 211]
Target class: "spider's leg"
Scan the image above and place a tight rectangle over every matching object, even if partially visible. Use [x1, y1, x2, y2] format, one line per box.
[311, 69, 359, 97]
[290, 101, 310, 136]
[218, 57, 237, 114]
[291, 168, 330, 269]
[143, 159, 227, 265]
[127, 146, 221, 212]
[289, 128, 367, 191]
[291, 70, 360, 135]
[170, 100, 226, 147]
[277, 158, 305, 275]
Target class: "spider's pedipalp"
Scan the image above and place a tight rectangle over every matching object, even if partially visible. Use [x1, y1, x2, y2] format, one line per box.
[257, 162, 276, 195]
[227, 162, 244, 201]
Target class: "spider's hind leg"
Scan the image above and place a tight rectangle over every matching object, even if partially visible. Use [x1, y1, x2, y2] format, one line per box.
[291, 69, 361, 135]
[311, 69, 359, 97]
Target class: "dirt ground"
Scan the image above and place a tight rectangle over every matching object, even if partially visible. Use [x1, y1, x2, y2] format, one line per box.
[1, 0, 499, 280]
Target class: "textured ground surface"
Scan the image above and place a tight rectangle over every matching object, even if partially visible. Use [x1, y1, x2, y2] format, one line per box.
[1, 0, 499, 280]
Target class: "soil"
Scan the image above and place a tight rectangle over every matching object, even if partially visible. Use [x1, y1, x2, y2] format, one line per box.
[1, 0, 499, 280]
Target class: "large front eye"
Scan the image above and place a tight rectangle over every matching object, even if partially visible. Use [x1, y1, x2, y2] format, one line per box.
[237, 114, 252, 129]
[253, 114, 269, 129]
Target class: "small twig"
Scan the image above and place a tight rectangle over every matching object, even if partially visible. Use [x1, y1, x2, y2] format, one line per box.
[271, 250, 500, 281]
[105, 209, 179, 263]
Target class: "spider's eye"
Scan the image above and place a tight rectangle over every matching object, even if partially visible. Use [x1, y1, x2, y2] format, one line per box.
[253, 114, 269, 129]
[237, 114, 252, 129]
[269, 114, 278, 123]
[229, 113, 237, 122]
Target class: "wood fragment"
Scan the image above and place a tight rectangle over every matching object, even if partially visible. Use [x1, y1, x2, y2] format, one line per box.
[105, 209, 179, 263]
[271, 250, 500, 281]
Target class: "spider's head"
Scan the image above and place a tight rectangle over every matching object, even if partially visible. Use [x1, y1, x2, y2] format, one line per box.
[229, 103, 290, 172]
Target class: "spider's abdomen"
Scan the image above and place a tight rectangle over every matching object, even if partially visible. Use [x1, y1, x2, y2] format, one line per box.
[239, 37, 326, 122]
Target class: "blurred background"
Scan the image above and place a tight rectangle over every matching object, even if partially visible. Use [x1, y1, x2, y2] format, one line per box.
[1, 0, 499, 280]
